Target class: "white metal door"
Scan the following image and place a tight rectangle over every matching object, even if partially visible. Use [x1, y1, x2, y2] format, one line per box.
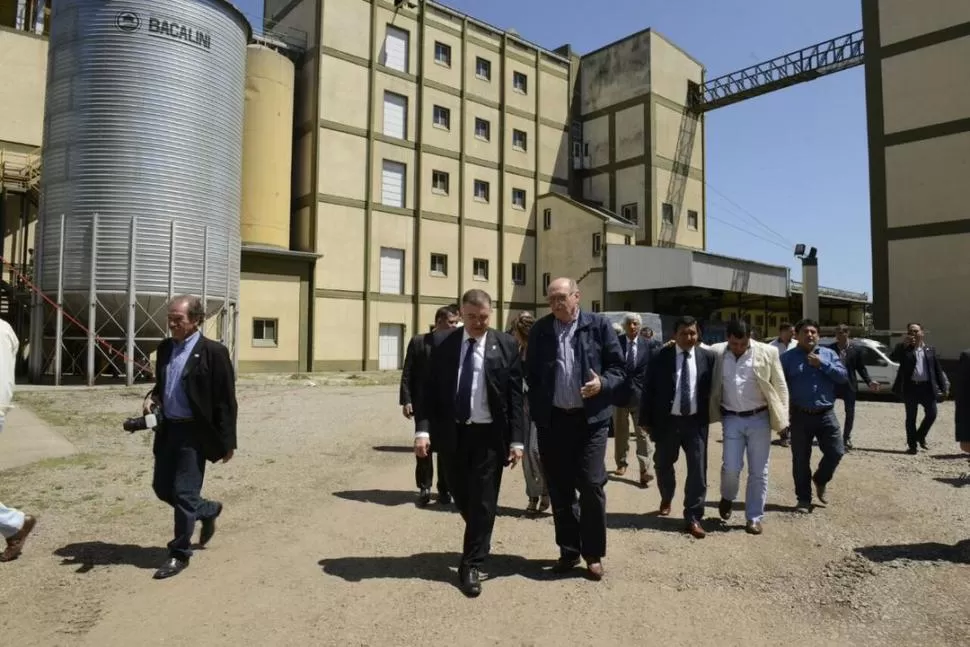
[378, 324, 403, 370]
[383, 26, 409, 72]
[379, 247, 404, 294]
[383, 92, 406, 139]
[381, 160, 406, 207]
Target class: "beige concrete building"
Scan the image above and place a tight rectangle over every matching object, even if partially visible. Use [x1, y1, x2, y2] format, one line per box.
[863, 0, 970, 360]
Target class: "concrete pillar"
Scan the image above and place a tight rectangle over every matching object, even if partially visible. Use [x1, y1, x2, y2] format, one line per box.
[801, 256, 819, 321]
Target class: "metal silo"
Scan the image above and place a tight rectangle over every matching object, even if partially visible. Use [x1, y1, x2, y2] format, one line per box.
[30, 0, 251, 385]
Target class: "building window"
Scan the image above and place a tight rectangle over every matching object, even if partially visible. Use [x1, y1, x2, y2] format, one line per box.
[511, 188, 526, 209]
[511, 262, 526, 286]
[379, 247, 405, 294]
[382, 91, 407, 139]
[432, 105, 450, 130]
[430, 252, 448, 277]
[252, 318, 278, 348]
[512, 129, 527, 151]
[473, 179, 490, 202]
[592, 232, 602, 257]
[474, 117, 490, 141]
[755, 314, 765, 326]
[381, 160, 406, 208]
[687, 209, 699, 230]
[621, 202, 638, 225]
[431, 169, 449, 195]
[434, 41, 451, 66]
[662, 202, 674, 225]
[624, 235, 632, 245]
[382, 25, 409, 73]
[473, 258, 489, 281]
[542, 272, 551, 294]
[475, 56, 491, 80]
[543, 208, 551, 230]
[512, 71, 528, 94]
[591, 300, 601, 313]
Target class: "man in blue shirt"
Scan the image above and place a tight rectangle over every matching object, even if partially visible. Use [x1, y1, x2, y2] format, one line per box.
[780, 318, 848, 513]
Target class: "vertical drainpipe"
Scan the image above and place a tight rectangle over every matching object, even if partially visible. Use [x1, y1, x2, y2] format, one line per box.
[457, 17, 467, 304]
[362, 0, 378, 370]
[412, 3, 426, 337]
[497, 34, 507, 327]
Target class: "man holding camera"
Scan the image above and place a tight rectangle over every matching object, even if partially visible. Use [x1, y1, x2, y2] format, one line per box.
[144, 295, 237, 580]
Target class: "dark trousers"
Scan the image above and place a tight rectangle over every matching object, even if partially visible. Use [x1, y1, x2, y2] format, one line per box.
[415, 451, 450, 495]
[537, 408, 608, 562]
[446, 423, 503, 569]
[151, 422, 221, 560]
[653, 416, 708, 522]
[836, 388, 857, 441]
[903, 383, 938, 449]
[790, 409, 843, 504]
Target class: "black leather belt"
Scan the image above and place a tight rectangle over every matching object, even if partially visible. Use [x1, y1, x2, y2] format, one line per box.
[792, 406, 833, 416]
[553, 407, 584, 415]
[167, 417, 195, 423]
[721, 406, 768, 418]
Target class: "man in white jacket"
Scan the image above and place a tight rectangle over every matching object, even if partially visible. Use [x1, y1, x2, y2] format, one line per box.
[0, 317, 36, 562]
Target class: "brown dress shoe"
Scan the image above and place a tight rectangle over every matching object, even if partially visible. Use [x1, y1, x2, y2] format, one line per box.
[639, 472, 654, 488]
[745, 521, 763, 535]
[1, 514, 37, 562]
[586, 561, 604, 580]
[685, 520, 706, 539]
[614, 465, 627, 476]
[658, 500, 672, 516]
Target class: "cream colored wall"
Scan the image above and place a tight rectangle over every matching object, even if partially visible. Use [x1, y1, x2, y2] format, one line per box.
[465, 103, 501, 161]
[464, 163, 500, 225]
[423, 86, 461, 151]
[465, 34, 501, 104]
[877, 0, 970, 46]
[321, 0, 368, 57]
[538, 64, 569, 126]
[505, 171, 533, 230]
[419, 219, 459, 298]
[649, 32, 703, 104]
[368, 301, 413, 365]
[538, 124, 568, 181]
[584, 115, 610, 168]
[371, 141, 416, 208]
[421, 152, 460, 215]
[314, 297, 364, 363]
[537, 197, 604, 287]
[424, 25, 461, 91]
[322, 56, 369, 130]
[654, 102, 703, 169]
[505, 44, 537, 115]
[503, 231, 535, 304]
[885, 131, 970, 228]
[315, 203, 365, 291]
[463, 226, 499, 296]
[881, 37, 970, 134]
[318, 129, 367, 200]
[505, 112, 534, 172]
[371, 211, 415, 293]
[374, 6, 418, 71]
[654, 168, 704, 249]
[888, 233, 970, 357]
[615, 164, 645, 224]
[614, 104, 645, 162]
[0, 28, 46, 148]
[238, 273, 301, 363]
[582, 173, 610, 210]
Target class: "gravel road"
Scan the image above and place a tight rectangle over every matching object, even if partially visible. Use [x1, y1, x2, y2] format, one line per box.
[1, 378, 968, 647]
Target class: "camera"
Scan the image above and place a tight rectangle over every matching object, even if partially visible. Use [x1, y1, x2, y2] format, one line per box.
[123, 406, 163, 433]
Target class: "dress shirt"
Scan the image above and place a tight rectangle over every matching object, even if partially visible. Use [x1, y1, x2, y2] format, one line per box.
[163, 330, 201, 419]
[722, 347, 767, 412]
[671, 345, 698, 416]
[769, 338, 796, 355]
[912, 345, 927, 382]
[780, 345, 848, 410]
[552, 315, 584, 410]
[625, 335, 638, 365]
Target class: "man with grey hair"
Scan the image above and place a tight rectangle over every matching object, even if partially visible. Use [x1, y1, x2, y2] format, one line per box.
[144, 294, 237, 580]
[613, 313, 655, 487]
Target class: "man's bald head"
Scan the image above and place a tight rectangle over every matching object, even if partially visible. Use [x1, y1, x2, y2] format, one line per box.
[546, 276, 581, 323]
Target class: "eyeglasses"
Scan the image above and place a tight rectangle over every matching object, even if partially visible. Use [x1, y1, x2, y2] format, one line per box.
[547, 292, 577, 303]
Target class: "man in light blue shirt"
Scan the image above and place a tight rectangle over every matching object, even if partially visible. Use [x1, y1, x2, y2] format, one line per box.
[780, 318, 848, 513]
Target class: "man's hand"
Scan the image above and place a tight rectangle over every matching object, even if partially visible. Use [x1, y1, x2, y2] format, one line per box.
[221, 449, 234, 464]
[414, 436, 430, 458]
[581, 370, 602, 399]
[142, 394, 160, 415]
[507, 446, 523, 468]
[868, 382, 880, 392]
[806, 353, 822, 368]
[402, 403, 413, 419]
[664, 339, 676, 348]
[960, 441, 970, 453]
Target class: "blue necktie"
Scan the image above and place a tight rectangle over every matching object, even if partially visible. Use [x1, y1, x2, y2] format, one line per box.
[455, 337, 477, 423]
[679, 350, 691, 416]
[626, 341, 636, 373]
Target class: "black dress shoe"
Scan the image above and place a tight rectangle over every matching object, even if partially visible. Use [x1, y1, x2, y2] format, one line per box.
[153, 557, 189, 580]
[200, 503, 223, 547]
[458, 567, 482, 597]
[718, 498, 733, 521]
[417, 488, 432, 507]
[906, 446, 918, 455]
[551, 555, 581, 574]
[812, 475, 828, 504]
[437, 492, 452, 505]
[918, 440, 929, 450]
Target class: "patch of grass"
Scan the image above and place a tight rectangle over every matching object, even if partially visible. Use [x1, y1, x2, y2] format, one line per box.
[32, 453, 102, 470]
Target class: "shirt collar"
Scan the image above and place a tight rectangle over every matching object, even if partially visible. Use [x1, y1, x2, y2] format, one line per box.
[461, 328, 486, 344]
[176, 330, 201, 349]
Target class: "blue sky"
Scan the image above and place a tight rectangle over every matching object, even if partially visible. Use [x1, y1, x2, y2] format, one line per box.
[233, 0, 871, 294]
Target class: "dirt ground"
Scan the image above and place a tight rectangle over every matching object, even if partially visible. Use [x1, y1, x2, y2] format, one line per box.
[1, 375, 969, 647]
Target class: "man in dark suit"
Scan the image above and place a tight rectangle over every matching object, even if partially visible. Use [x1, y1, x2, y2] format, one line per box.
[955, 349, 970, 453]
[400, 304, 459, 506]
[143, 295, 237, 580]
[526, 277, 625, 580]
[826, 324, 879, 450]
[416, 289, 524, 597]
[639, 315, 716, 538]
[613, 313, 655, 487]
[890, 322, 950, 454]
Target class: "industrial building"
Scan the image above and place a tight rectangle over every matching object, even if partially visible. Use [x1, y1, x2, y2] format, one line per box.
[0, 0, 872, 382]
[862, 0, 970, 362]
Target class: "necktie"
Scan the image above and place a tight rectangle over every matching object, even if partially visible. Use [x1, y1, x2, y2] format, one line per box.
[679, 350, 691, 416]
[626, 341, 636, 372]
[455, 337, 477, 423]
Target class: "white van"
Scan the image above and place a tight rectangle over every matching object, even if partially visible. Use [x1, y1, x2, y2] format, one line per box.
[764, 336, 898, 395]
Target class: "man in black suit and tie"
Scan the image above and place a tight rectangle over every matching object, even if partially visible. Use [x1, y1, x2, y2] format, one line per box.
[526, 277, 625, 580]
[639, 315, 716, 538]
[890, 322, 950, 454]
[826, 324, 880, 450]
[416, 289, 525, 597]
[400, 304, 459, 505]
[613, 313, 656, 487]
[955, 348, 970, 453]
[143, 295, 238, 580]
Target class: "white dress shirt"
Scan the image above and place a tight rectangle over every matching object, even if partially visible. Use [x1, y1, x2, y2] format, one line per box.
[671, 346, 698, 416]
[769, 338, 796, 355]
[912, 345, 927, 382]
[721, 347, 767, 412]
[457, 329, 492, 424]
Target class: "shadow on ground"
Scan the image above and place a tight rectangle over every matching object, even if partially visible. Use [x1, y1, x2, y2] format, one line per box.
[332, 488, 539, 519]
[318, 551, 556, 586]
[372, 445, 413, 453]
[855, 539, 970, 565]
[53, 541, 168, 573]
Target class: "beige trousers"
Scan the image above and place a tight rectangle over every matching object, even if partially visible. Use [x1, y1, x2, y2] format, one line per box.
[613, 405, 654, 476]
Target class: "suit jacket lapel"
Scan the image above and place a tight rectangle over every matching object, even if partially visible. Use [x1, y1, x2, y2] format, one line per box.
[180, 337, 203, 381]
[483, 330, 502, 394]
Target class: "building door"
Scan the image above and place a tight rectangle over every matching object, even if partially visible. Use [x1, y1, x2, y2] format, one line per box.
[378, 323, 403, 370]
[379, 247, 404, 294]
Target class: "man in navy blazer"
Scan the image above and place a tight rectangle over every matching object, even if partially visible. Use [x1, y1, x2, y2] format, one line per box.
[526, 277, 625, 580]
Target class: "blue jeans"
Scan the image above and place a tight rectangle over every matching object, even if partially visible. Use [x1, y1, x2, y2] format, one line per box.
[790, 409, 843, 505]
[720, 411, 771, 523]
